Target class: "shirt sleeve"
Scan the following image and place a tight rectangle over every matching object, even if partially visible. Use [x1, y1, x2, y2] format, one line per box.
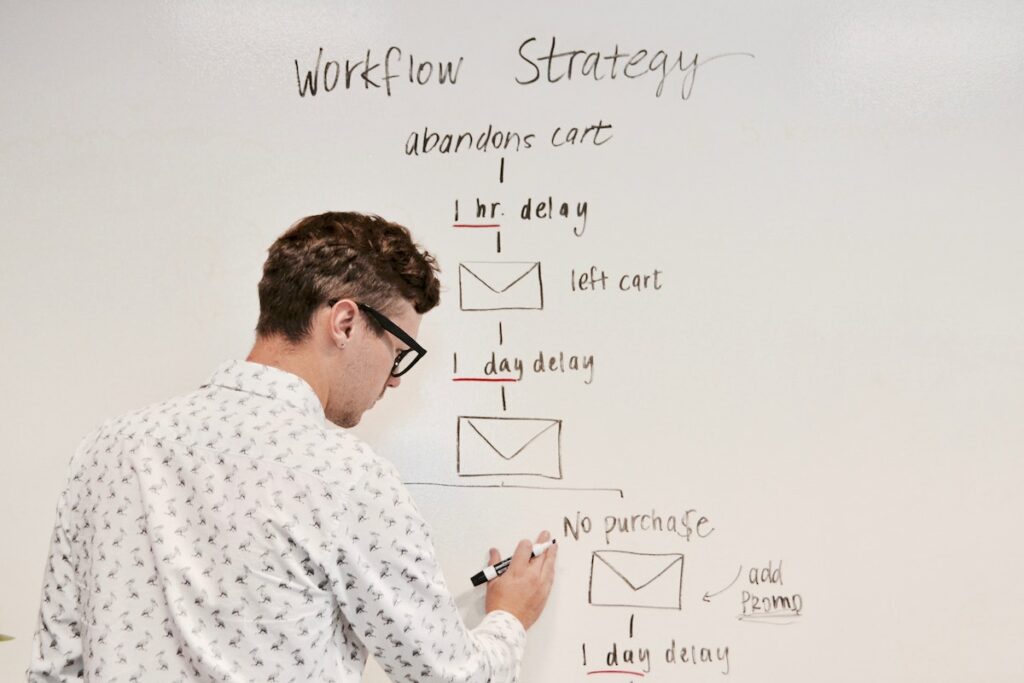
[324, 457, 527, 683]
[26, 488, 84, 682]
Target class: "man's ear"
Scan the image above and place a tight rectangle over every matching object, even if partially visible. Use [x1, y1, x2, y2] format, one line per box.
[327, 299, 360, 349]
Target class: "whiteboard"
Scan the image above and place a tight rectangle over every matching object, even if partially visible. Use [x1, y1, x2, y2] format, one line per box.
[1, 2, 1022, 681]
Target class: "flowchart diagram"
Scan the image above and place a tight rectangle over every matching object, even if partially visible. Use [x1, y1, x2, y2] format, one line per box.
[398, 56, 808, 677]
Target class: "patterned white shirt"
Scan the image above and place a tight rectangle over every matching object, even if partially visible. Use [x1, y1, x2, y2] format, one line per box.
[28, 360, 525, 682]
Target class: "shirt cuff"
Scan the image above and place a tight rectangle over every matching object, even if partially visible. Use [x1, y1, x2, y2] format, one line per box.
[479, 609, 527, 658]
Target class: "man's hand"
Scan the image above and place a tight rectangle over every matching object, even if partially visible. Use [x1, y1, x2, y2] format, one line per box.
[484, 530, 558, 630]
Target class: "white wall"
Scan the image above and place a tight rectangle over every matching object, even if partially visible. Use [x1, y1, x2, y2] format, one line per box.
[2, 1, 1022, 680]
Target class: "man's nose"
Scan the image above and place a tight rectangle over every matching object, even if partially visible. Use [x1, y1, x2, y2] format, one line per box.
[386, 374, 402, 389]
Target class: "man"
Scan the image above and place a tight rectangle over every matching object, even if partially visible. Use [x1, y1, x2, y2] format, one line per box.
[28, 212, 557, 682]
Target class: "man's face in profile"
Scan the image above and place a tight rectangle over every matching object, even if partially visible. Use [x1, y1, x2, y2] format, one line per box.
[325, 300, 423, 429]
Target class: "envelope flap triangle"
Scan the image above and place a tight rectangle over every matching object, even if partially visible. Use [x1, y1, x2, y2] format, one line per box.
[461, 262, 539, 293]
[594, 552, 683, 591]
[465, 418, 558, 460]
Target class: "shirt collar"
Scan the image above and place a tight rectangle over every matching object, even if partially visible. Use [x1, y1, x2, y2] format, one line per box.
[201, 360, 326, 422]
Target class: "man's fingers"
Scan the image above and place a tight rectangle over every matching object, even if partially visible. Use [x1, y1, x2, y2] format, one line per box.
[541, 541, 558, 585]
[530, 530, 553, 575]
[509, 538, 532, 574]
[488, 547, 501, 565]
[536, 538, 557, 578]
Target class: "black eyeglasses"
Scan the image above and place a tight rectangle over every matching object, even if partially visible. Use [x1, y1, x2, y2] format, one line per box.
[326, 299, 426, 377]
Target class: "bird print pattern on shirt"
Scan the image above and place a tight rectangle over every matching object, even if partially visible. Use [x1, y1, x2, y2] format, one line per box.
[28, 360, 525, 682]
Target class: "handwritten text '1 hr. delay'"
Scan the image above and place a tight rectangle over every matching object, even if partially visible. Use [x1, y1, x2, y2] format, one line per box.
[455, 197, 589, 236]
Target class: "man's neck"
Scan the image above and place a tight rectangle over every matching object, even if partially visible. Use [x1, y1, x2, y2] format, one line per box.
[247, 337, 329, 409]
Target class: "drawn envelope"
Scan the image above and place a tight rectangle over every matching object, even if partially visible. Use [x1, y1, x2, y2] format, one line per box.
[588, 551, 685, 610]
[457, 416, 562, 479]
[459, 261, 543, 311]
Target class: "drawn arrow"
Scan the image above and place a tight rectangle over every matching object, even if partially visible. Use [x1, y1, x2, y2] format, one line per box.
[702, 565, 743, 603]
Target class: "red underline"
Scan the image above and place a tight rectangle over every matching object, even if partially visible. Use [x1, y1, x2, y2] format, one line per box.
[453, 223, 501, 228]
[588, 671, 646, 677]
[452, 377, 518, 383]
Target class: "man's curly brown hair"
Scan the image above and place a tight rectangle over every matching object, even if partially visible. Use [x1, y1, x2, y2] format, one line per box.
[255, 212, 441, 343]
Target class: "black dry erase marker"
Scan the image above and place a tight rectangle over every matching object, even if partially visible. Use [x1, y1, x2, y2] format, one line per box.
[470, 540, 556, 587]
